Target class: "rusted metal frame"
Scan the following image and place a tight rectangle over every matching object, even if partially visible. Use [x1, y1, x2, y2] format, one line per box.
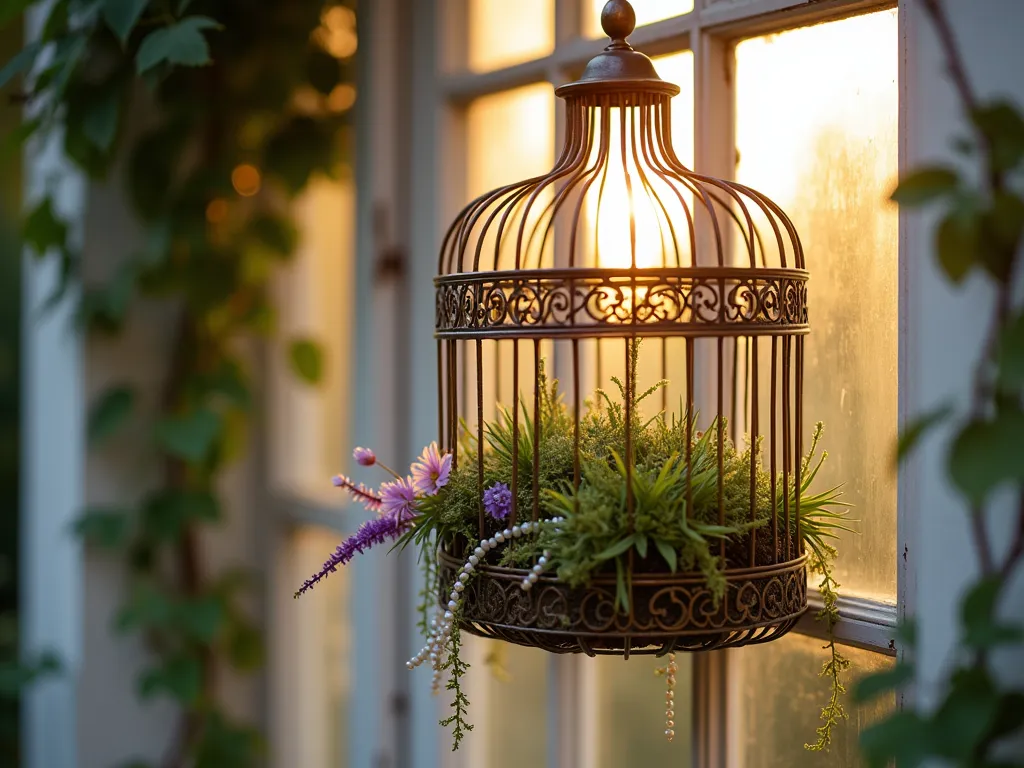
[628, 94, 682, 269]
[639, 95, 693, 268]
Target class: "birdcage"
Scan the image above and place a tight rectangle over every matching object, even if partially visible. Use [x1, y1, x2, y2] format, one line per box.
[434, 0, 809, 656]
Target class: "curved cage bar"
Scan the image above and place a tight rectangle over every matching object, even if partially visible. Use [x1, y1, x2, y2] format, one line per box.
[434, 0, 809, 654]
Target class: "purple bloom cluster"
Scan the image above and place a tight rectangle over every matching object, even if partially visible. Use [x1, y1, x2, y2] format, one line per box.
[294, 509, 412, 597]
[332, 473, 383, 512]
[483, 482, 512, 521]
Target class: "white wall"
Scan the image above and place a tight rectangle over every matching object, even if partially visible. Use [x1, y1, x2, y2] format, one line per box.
[901, 0, 1024, 719]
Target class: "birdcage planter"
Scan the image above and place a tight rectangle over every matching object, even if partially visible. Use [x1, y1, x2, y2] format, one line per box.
[430, 0, 816, 658]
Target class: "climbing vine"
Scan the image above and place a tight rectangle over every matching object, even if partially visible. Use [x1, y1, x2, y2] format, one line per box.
[856, 1, 1024, 766]
[3, 0, 356, 764]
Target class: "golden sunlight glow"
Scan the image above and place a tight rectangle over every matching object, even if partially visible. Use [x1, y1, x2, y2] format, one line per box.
[585, 0, 692, 38]
[587, 51, 693, 270]
[205, 198, 228, 224]
[327, 83, 357, 113]
[469, 0, 554, 72]
[736, 10, 898, 602]
[231, 164, 262, 197]
[319, 6, 357, 59]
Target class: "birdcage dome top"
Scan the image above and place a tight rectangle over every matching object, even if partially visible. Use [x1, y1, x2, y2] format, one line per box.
[435, 0, 807, 342]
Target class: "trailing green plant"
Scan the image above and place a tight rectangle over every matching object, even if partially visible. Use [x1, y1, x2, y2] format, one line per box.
[3, 1, 355, 763]
[853, 1, 1024, 766]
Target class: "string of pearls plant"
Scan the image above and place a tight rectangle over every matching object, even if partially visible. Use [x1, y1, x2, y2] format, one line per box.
[406, 517, 565, 688]
[655, 652, 679, 742]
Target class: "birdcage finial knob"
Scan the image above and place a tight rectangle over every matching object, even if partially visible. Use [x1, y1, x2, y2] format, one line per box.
[601, 0, 636, 43]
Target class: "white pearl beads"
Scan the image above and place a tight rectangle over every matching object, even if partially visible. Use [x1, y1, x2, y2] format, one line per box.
[662, 653, 678, 742]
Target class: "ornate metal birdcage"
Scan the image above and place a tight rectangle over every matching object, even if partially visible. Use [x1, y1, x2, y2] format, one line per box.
[435, 0, 809, 656]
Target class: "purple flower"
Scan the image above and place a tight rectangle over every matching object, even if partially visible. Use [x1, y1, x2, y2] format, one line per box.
[380, 476, 418, 518]
[483, 482, 512, 521]
[332, 473, 382, 512]
[411, 442, 451, 497]
[295, 510, 410, 597]
[353, 446, 376, 466]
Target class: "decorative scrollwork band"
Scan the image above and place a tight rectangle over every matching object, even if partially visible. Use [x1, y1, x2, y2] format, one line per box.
[435, 268, 809, 339]
[438, 548, 808, 655]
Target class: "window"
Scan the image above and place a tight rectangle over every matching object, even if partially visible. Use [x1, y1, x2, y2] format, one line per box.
[421, 0, 903, 764]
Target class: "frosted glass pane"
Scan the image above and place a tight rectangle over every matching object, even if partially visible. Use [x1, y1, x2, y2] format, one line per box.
[469, 0, 554, 72]
[735, 635, 895, 768]
[584, 655, 693, 768]
[278, 527, 352, 768]
[462, 639, 548, 766]
[735, 11, 899, 601]
[584, 0, 693, 38]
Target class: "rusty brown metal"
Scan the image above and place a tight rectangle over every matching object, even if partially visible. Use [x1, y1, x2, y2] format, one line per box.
[434, 0, 809, 654]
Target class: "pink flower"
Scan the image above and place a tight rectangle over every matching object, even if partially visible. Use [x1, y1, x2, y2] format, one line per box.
[380, 476, 417, 519]
[411, 442, 452, 497]
[332, 473, 383, 512]
[353, 446, 376, 466]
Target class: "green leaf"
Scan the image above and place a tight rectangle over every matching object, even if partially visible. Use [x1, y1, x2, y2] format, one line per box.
[264, 116, 339, 194]
[82, 84, 120, 151]
[859, 711, 933, 768]
[890, 167, 959, 207]
[931, 666, 1001, 760]
[225, 619, 263, 671]
[73, 508, 131, 549]
[135, 16, 221, 74]
[973, 101, 1024, 172]
[634, 533, 648, 559]
[0, 40, 41, 90]
[948, 410, 1024, 502]
[102, 0, 149, 44]
[960, 576, 1024, 648]
[88, 385, 135, 443]
[0, 0, 36, 27]
[155, 408, 222, 462]
[852, 662, 914, 704]
[655, 539, 677, 572]
[288, 338, 323, 385]
[138, 654, 202, 704]
[23, 196, 67, 256]
[249, 214, 299, 258]
[142, 490, 219, 540]
[997, 311, 1024, 389]
[895, 405, 952, 464]
[177, 596, 224, 643]
[594, 535, 636, 562]
[116, 583, 174, 634]
[936, 211, 978, 283]
[986, 692, 1024, 742]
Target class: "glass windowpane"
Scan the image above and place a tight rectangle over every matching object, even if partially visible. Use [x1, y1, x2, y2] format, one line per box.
[584, 0, 693, 38]
[734, 635, 895, 767]
[583, 654, 693, 768]
[735, 11, 899, 601]
[469, 0, 554, 72]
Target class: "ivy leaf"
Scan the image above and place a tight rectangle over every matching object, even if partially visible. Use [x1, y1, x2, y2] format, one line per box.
[288, 338, 323, 385]
[948, 410, 1024, 503]
[859, 711, 933, 768]
[225, 618, 263, 671]
[142, 489, 219, 540]
[972, 100, 1024, 172]
[135, 16, 221, 74]
[655, 539, 677, 572]
[194, 712, 262, 768]
[997, 311, 1024, 390]
[264, 116, 338, 194]
[890, 167, 959, 207]
[23, 196, 67, 256]
[102, 0, 149, 44]
[116, 583, 174, 634]
[249, 214, 298, 259]
[0, 40, 41, 90]
[895, 405, 952, 464]
[931, 666, 1001, 760]
[960, 576, 1024, 649]
[177, 596, 224, 643]
[852, 662, 914, 704]
[88, 385, 135, 444]
[138, 654, 202, 704]
[82, 84, 121, 151]
[936, 211, 978, 283]
[73, 508, 131, 549]
[155, 408, 222, 462]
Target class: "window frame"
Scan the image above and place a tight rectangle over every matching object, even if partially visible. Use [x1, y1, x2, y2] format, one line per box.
[413, 0, 906, 765]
